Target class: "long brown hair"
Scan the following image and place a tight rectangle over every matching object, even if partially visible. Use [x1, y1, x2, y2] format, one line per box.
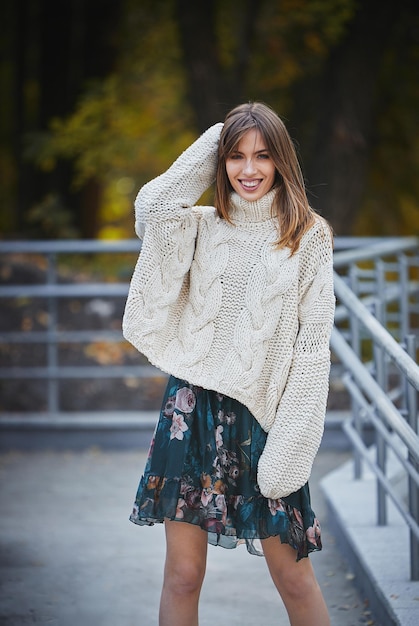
[215, 102, 319, 255]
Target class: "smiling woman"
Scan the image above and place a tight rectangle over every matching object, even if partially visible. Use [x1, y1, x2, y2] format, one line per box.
[123, 101, 335, 626]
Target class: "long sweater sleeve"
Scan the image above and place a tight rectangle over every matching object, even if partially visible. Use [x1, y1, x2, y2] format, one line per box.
[257, 222, 335, 499]
[123, 123, 223, 356]
[134, 123, 223, 238]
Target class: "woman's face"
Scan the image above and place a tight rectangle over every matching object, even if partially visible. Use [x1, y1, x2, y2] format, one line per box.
[225, 128, 276, 202]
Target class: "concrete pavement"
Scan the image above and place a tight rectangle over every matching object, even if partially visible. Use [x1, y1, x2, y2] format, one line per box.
[0, 447, 376, 626]
[322, 446, 419, 626]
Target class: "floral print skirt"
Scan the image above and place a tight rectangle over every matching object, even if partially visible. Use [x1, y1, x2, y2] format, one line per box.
[130, 376, 322, 561]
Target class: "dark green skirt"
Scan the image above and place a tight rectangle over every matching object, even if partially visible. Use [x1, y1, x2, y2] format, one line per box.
[130, 376, 322, 561]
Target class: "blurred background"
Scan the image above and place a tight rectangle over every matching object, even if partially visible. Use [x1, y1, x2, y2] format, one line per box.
[1, 0, 419, 241]
[1, 0, 419, 415]
[1, 8, 418, 623]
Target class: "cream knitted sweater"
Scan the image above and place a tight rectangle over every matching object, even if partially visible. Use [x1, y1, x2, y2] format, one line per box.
[123, 123, 335, 499]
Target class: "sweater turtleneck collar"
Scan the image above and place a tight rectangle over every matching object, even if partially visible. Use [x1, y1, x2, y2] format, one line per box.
[229, 188, 277, 223]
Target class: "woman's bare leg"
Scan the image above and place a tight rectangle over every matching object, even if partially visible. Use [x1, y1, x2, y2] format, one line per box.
[262, 537, 330, 626]
[159, 519, 208, 626]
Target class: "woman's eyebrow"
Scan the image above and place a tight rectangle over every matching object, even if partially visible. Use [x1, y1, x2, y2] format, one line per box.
[230, 148, 269, 154]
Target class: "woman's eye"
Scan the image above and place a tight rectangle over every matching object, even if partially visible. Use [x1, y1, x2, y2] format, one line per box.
[229, 154, 242, 160]
[257, 153, 270, 159]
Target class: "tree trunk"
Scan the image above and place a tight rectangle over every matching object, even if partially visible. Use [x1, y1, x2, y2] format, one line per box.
[295, 0, 396, 234]
[175, 0, 261, 131]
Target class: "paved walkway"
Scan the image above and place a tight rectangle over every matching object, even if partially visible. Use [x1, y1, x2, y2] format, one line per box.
[0, 448, 377, 626]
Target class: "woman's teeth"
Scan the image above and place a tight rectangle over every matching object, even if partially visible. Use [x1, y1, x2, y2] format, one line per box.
[241, 180, 260, 188]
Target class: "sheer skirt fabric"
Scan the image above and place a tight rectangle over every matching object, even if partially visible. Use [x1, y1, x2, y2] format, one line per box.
[130, 376, 322, 561]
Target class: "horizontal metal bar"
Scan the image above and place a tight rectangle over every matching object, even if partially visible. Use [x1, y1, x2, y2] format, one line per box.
[0, 240, 142, 254]
[343, 420, 419, 540]
[333, 237, 402, 249]
[0, 330, 125, 343]
[0, 283, 129, 298]
[333, 237, 419, 268]
[0, 236, 392, 255]
[330, 327, 419, 461]
[0, 411, 159, 430]
[0, 365, 164, 379]
[334, 273, 419, 390]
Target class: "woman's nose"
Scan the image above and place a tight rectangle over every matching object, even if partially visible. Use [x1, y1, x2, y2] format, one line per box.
[242, 158, 256, 175]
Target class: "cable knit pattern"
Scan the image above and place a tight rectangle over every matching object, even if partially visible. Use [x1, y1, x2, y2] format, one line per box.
[123, 123, 335, 499]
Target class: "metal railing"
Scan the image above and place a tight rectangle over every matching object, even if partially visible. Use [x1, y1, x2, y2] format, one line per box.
[1, 236, 419, 579]
[332, 237, 419, 580]
[0, 240, 160, 422]
[0, 236, 384, 418]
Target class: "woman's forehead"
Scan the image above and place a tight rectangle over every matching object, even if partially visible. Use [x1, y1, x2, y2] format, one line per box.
[233, 128, 267, 152]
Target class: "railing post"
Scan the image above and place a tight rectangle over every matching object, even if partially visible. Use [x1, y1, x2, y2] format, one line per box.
[349, 265, 363, 479]
[399, 253, 409, 340]
[46, 252, 59, 414]
[373, 297, 388, 526]
[405, 334, 419, 580]
[375, 259, 387, 328]
[374, 342, 388, 526]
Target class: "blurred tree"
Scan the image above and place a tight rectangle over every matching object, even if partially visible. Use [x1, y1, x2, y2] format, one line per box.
[1, 0, 418, 238]
[1, 0, 120, 237]
[353, 1, 419, 236]
[291, 0, 419, 233]
[174, 0, 258, 129]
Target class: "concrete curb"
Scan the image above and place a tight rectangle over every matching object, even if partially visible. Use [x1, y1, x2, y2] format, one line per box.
[321, 452, 419, 626]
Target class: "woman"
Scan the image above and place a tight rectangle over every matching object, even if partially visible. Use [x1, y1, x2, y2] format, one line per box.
[123, 102, 335, 625]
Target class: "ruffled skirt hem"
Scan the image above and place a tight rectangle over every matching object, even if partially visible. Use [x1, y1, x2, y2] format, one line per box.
[129, 376, 322, 562]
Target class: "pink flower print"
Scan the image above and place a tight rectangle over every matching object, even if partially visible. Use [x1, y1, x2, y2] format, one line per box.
[215, 494, 227, 524]
[174, 387, 196, 414]
[201, 489, 212, 506]
[163, 395, 176, 417]
[215, 424, 224, 449]
[231, 495, 244, 510]
[306, 518, 322, 545]
[212, 457, 222, 479]
[268, 498, 286, 516]
[170, 411, 188, 441]
[293, 508, 304, 526]
[217, 447, 228, 465]
[175, 497, 186, 519]
[215, 494, 226, 512]
[306, 526, 315, 545]
[225, 411, 236, 425]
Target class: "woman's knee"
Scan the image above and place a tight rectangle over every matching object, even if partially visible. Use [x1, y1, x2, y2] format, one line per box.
[276, 562, 319, 601]
[163, 556, 206, 596]
[163, 521, 207, 596]
[263, 539, 319, 601]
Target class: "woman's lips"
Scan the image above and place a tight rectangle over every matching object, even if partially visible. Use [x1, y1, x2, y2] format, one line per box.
[239, 179, 262, 191]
